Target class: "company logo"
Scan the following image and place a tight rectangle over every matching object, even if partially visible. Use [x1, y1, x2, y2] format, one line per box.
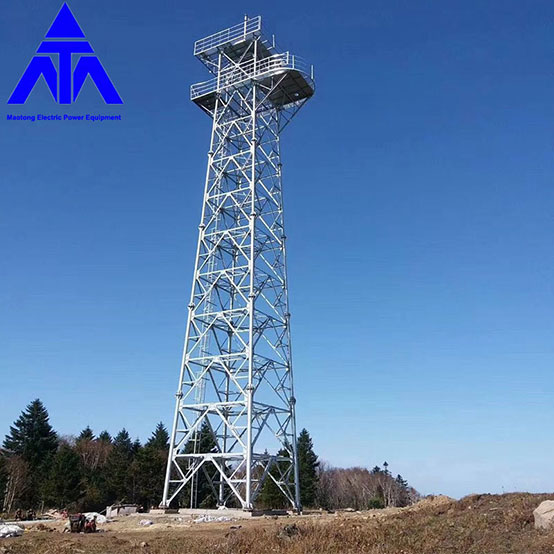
[8, 3, 122, 105]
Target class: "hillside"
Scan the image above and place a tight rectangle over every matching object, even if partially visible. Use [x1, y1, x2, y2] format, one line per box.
[4, 492, 554, 553]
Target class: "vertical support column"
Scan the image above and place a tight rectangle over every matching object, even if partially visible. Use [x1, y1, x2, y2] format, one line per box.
[244, 35, 258, 512]
[291, 393, 302, 512]
[160, 57, 222, 509]
[277, 132, 301, 513]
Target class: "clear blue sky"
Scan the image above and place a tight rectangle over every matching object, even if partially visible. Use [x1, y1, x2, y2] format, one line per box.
[1, 0, 553, 499]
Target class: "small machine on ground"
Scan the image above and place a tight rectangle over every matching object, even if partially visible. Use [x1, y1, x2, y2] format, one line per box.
[67, 514, 97, 533]
[68, 514, 85, 533]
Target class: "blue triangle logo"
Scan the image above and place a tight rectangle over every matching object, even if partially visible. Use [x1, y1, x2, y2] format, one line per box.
[45, 3, 85, 38]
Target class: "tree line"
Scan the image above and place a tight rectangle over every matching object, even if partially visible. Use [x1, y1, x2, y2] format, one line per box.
[0, 399, 169, 513]
[317, 463, 420, 510]
[0, 399, 416, 514]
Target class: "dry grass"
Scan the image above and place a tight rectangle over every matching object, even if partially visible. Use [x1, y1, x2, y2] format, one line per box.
[4, 493, 554, 554]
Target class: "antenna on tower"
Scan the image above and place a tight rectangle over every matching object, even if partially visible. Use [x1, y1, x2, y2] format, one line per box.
[160, 15, 315, 512]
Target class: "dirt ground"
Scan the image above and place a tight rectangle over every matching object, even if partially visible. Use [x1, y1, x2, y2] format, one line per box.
[3, 493, 554, 554]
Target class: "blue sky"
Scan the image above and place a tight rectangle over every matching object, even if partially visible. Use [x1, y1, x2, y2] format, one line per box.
[1, 0, 553, 498]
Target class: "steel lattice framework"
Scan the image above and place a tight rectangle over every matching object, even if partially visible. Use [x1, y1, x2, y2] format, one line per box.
[161, 16, 314, 512]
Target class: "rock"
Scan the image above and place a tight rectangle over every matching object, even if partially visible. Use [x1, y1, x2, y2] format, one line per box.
[534, 501, 554, 529]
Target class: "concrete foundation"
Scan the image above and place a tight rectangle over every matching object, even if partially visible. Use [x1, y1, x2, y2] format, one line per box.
[145, 507, 292, 518]
[177, 508, 253, 519]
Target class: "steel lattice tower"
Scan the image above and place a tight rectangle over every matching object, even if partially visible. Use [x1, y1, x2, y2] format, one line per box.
[161, 16, 314, 512]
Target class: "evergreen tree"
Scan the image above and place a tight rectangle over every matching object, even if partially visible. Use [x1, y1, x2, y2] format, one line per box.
[196, 421, 218, 508]
[103, 429, 134, 503]
[77, 427, 94, 442]
[395, 474, 410, 507]
[44, 443, 83, 508]
[113, 429, 133, 452]
[98, 431, 112, 443]
[3, 399, 58, 505]
[134, 423, 170, 510]
[146, 423, 169, 450]
[183, 421, 218, 508]
[3, 399, 58, 469]
[395, 474, 408, 488]
[257, 448, 290, 509]
[297, 428, 319, 508]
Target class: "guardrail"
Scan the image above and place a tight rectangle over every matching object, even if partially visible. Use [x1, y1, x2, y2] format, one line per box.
[194, 16, 262, 56]
[191, 52, 314, 100]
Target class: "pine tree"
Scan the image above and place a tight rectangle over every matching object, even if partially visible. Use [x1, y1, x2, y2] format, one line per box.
[103, 429, 134, 503]
[146, 423, 169, 450]
[196, 422, 218, 508]
[182, 421, 218, 508]
[134, 423, 170, 510]
[3, 399, 58, 505]
[3, 399, 58, 469]
[113, 429, 133, 453]
[395, 474, 408, 488]
[132, 438, 142, 455]
[98, 431, 112, 443]
[395, 474, 410, 507]
[257, 448, 290, 509]
[297, 428, 319, 508]
[44, 443, 83, 508]
[77, 427, 94, 442]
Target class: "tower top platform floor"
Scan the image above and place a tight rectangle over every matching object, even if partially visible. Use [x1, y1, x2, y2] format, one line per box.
[191, 16, 315, 113]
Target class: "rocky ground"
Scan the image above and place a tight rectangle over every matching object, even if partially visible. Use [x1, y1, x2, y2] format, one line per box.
[2, 493, 554, 553]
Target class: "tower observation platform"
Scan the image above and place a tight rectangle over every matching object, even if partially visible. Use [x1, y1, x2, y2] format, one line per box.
[190, 16, 314, 113]
[162, 16, 314, 513]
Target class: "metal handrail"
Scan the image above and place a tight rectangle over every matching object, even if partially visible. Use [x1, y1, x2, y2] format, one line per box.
[191, 52, 313, 99]
[194, 16, 262, 56]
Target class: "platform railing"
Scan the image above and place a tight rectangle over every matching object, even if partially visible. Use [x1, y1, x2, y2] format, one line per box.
[194, 16, 262, 56]
[191, 52, 313, 100]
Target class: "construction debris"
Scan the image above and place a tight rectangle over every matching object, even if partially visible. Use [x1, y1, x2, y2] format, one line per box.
[106, 504, 139, 518]
[42, 509, 66, 520]
[83, 512, 107, 524]
[0, 524, 24, 538]
[193, 515, 232, 523]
